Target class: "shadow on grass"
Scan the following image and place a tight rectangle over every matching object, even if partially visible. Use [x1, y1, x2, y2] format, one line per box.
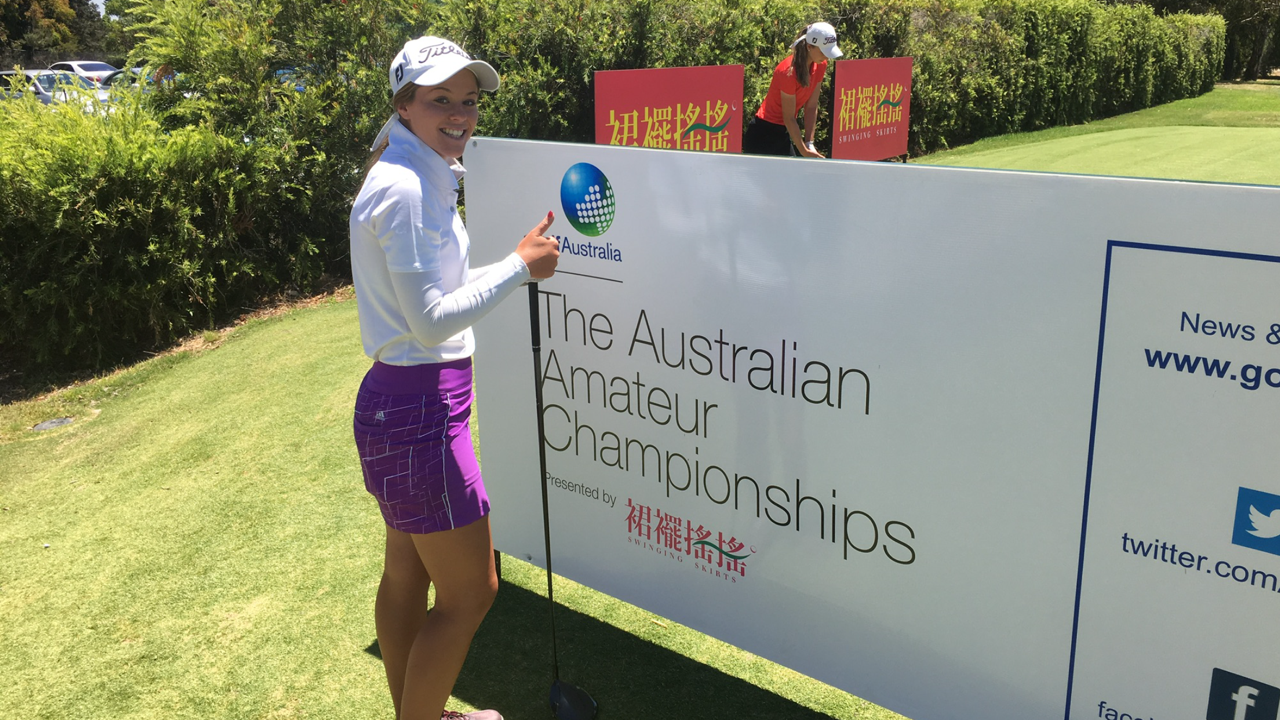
[437, 576, 835, 720]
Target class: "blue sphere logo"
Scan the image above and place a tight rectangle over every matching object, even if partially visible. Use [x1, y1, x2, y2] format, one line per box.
[560, 163, 615, 237]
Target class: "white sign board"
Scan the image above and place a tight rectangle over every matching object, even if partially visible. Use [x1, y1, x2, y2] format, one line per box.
[464, 138, 1280, 720]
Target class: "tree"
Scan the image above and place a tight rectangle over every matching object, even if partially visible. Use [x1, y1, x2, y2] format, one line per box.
[2, 0, 109, 63]
[1150, 0, 1280, 77]
[102, 0, 140, 58]
[66, 0, 105, 56]
[1, 0, 76, 61]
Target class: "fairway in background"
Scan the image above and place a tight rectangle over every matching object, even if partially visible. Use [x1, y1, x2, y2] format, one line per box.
[916, 82, 1280, 186]
[922, 126, 1280, 185]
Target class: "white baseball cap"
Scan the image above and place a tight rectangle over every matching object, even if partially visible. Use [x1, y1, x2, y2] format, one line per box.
[371, 36, 500, 150]
[390, 36, 499, 95]
[792, 22, 843, 59]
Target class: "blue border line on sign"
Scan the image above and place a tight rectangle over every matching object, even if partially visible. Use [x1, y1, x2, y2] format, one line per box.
[1064, 240, 1280, 720]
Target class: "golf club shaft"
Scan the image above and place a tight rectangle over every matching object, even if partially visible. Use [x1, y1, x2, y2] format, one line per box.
[528, 282, 562, 681]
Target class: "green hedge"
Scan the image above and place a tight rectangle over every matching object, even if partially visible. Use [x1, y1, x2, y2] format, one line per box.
[0, 0, 1224, 373]
[437, 0, 1223, 153]
[433, 0, 813, 143]
[0, 0, 428, 373]
[0, 88, 321, 369]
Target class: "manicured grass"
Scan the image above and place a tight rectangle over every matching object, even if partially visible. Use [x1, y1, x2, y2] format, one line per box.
[918, 125, 1280, 185]
[915, 82, 1280, 185]
[0, 293, 904, 720]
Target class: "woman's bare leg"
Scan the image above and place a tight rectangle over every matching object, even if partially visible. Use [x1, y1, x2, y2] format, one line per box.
[399, 516, 498, 720]
[377, 526, 432, 718]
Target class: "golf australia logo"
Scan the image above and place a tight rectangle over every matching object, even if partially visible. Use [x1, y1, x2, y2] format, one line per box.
[556, 162, 621, 264]
[1207, 668, 1279, 720]
[560, 163, 615, 236]
[1232, 487, 1280, 558]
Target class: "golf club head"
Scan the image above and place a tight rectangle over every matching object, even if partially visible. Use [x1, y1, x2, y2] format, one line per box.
[549, 679, 597, 720]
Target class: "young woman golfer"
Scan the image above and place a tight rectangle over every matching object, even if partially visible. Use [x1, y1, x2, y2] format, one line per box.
[349, 36, 560, 720]
[742, 22, 843, 157]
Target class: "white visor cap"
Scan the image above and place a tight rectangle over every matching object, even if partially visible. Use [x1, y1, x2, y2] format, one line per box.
[371, 36, 499, 150]
[792, 22, 843, 59]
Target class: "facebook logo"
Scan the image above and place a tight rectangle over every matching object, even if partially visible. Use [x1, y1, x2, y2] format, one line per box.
[1207, 668, 1279, 720]
[1231, 487, 1280, 558]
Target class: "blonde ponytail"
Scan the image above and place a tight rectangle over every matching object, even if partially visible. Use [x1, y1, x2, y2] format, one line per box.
[361, 84, 420, 185]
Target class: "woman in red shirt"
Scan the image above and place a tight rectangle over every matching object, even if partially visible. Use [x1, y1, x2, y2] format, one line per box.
[743, 22, 843, 158]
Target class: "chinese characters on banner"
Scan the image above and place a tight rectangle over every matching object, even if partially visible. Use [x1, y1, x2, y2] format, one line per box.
[831, 57, 912, 161]
[626, 498, 752, 577]
[595, 65, 744, 153]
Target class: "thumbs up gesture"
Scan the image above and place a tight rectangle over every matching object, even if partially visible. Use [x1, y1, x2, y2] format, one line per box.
[516, 211, 561, 280]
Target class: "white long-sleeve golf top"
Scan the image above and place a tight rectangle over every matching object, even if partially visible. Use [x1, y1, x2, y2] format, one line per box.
[350, 120, 529, 365]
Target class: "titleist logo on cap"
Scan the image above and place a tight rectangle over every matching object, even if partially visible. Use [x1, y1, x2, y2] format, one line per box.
[395, 42, 469, 84]
[417, 41, 470, 62]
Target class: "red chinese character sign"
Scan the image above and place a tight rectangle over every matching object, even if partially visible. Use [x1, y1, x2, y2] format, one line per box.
[595, 65, 744, 153]
[831, 57, 912, 161]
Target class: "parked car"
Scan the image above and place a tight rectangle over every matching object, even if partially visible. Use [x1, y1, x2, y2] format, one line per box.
[1, 70, 64, 103]
[101, 67, 142, 89]
[47, 60, 119, 86]
[1, 70, 29, 100]
[0, 70, 110, 107]
[36, 70, 110, 105]
[274, 66, 306, 92]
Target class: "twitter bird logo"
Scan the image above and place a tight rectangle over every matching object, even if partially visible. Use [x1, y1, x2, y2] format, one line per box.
[1233, 488, 1280, 557]
[1248, 505, 1280, 539]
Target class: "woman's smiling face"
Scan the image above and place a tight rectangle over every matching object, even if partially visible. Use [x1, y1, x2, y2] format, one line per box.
[397, 69, 479, 160]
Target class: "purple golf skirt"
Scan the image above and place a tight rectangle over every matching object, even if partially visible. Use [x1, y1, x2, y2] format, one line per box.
[353, 358, 489, 535]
